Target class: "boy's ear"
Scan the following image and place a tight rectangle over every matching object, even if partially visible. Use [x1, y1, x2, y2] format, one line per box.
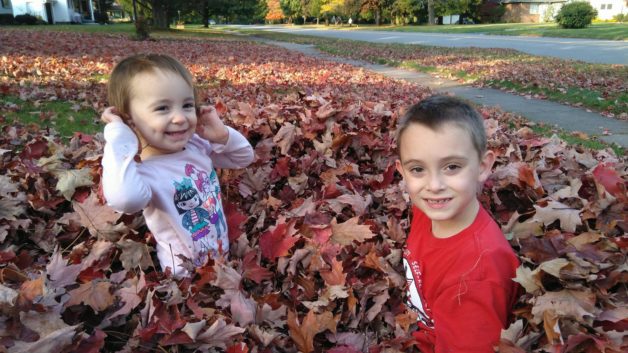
[478, 150, 496, 182]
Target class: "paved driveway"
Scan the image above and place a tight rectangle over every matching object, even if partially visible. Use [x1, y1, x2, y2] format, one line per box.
[234, 25, 628, 65]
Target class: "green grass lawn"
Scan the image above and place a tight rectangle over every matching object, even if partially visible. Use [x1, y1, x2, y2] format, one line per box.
[287, 22, 628, 40]
[1, 96, 100, 139]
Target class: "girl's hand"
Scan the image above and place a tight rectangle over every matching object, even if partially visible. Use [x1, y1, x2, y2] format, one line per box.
[101, 107, 124, 124]
[197, 105, 229, 145]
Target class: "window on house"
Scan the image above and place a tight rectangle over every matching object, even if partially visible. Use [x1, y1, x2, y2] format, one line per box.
[530, 4, 540, 14]
[1, 0, 10, 9]
[601, 4, 606, 9]
[607, 4, 612, 9]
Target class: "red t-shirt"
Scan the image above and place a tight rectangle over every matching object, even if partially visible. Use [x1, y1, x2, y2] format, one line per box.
[404, 205, 520, 353]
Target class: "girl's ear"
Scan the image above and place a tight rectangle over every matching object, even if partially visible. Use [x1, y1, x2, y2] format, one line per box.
[478, 150, 496, 183]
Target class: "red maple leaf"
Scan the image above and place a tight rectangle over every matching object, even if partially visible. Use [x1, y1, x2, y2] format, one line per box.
[259, 222, 299, 261]
[227, 343, 249, 353]
[592, 163, 624, 198]
[19, 139, 48, 159]
[224, 202, 248, 242]
[242, 250, 273, 283]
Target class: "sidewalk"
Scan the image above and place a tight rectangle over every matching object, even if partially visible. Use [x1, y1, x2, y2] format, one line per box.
[256, 38, 628, 149]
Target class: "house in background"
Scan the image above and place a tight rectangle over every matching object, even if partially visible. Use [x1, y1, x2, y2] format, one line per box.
[6, 0, 104, 24]
[502, 0, 627, 22]
[1, 0, 13, 16]
[501, 0, 567, 22]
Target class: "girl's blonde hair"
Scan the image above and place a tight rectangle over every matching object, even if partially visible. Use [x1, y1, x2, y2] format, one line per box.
[107, 54, 197, 120]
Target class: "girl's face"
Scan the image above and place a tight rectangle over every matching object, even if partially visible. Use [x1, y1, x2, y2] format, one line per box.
[128, 68, 197, 158]
[177, 194, 201, 211]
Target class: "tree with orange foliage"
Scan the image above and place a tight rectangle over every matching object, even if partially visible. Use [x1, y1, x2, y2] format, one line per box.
[266, 0, 285, 22]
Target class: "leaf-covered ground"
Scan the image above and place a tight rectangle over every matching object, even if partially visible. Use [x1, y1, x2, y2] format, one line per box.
[0, 29, 626, 353]
[246, 31, 628, 119]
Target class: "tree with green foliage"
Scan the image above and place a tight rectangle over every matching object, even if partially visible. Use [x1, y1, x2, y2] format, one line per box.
[307, 0, 324, 23]
[360, 0, 393, 25]
[555, 1, 597, 28]
[280, 0, 302, 22]
[391, 0, 422, 24]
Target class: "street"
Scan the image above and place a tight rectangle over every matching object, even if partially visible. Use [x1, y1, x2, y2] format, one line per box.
[234, 25, 628, 65]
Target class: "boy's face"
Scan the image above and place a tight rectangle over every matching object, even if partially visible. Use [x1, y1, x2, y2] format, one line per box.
[396, 122, 495, 238]
[128, 68, 197, 158]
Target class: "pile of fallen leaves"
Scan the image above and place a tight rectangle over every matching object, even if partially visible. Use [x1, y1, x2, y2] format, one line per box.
[252, 32, 628, 118]
[0, 29, 626, 353]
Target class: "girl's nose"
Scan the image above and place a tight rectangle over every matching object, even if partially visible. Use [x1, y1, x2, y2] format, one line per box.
[171, 110, 187, 124]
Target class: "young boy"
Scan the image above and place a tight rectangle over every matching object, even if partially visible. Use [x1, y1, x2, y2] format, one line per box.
[395, 95, 519, 353]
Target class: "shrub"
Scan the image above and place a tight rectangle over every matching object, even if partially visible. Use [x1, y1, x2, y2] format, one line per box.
[0, 14, 14, 25]
[94, 11, 109, 24]
[613, 13, 627, 23]
[14, 14, 40, 25]
[543, 4, 556, 23]
[555, 1, 597, 28]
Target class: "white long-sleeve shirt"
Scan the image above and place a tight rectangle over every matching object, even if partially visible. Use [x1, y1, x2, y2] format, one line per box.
[102, 121, 254, 277]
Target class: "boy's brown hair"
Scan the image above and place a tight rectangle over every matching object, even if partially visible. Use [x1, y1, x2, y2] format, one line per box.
[107, 54, 197, 121]
[396, 95, 487, 159]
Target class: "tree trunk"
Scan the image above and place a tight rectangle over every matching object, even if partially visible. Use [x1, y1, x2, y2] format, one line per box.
[202, 0, 209, 28]
[375, 8, 380, 26]
[150, 0, 169, 29]
[428, 0, 435, 25]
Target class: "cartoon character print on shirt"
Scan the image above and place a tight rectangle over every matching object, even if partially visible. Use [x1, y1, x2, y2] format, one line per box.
[204, 169, 226, 236]
[173, 178, 212, 257]
[178, 164, 228, 255]
[185, 164, 212, 198]
[403, 256, 434, 328]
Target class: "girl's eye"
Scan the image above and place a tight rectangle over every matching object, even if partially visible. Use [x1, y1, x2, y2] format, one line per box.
[444, 164, 461, 173]
[155, 106, 168, 112]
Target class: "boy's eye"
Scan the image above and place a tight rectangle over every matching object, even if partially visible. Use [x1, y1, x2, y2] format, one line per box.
[183, 103, 195, 109]
[409, 166, 425, 174]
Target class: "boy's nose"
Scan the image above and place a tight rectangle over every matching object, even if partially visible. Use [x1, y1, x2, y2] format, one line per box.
[427, 172, 445, 191]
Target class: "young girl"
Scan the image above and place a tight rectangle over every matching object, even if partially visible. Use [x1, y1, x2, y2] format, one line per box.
[101, 54, 254, 277]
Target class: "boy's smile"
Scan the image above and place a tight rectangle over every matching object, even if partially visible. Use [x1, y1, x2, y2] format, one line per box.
[396, 122, 495, 238]
[128, 68, 197, 158]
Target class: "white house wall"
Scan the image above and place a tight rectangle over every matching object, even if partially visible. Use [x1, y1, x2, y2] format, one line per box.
[588, 0, 627, 20]
[11, 0, 78, 23]
[537, 3, 566, 23]
[0, 0, 11, 15]
[53, 1, 71, 22]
